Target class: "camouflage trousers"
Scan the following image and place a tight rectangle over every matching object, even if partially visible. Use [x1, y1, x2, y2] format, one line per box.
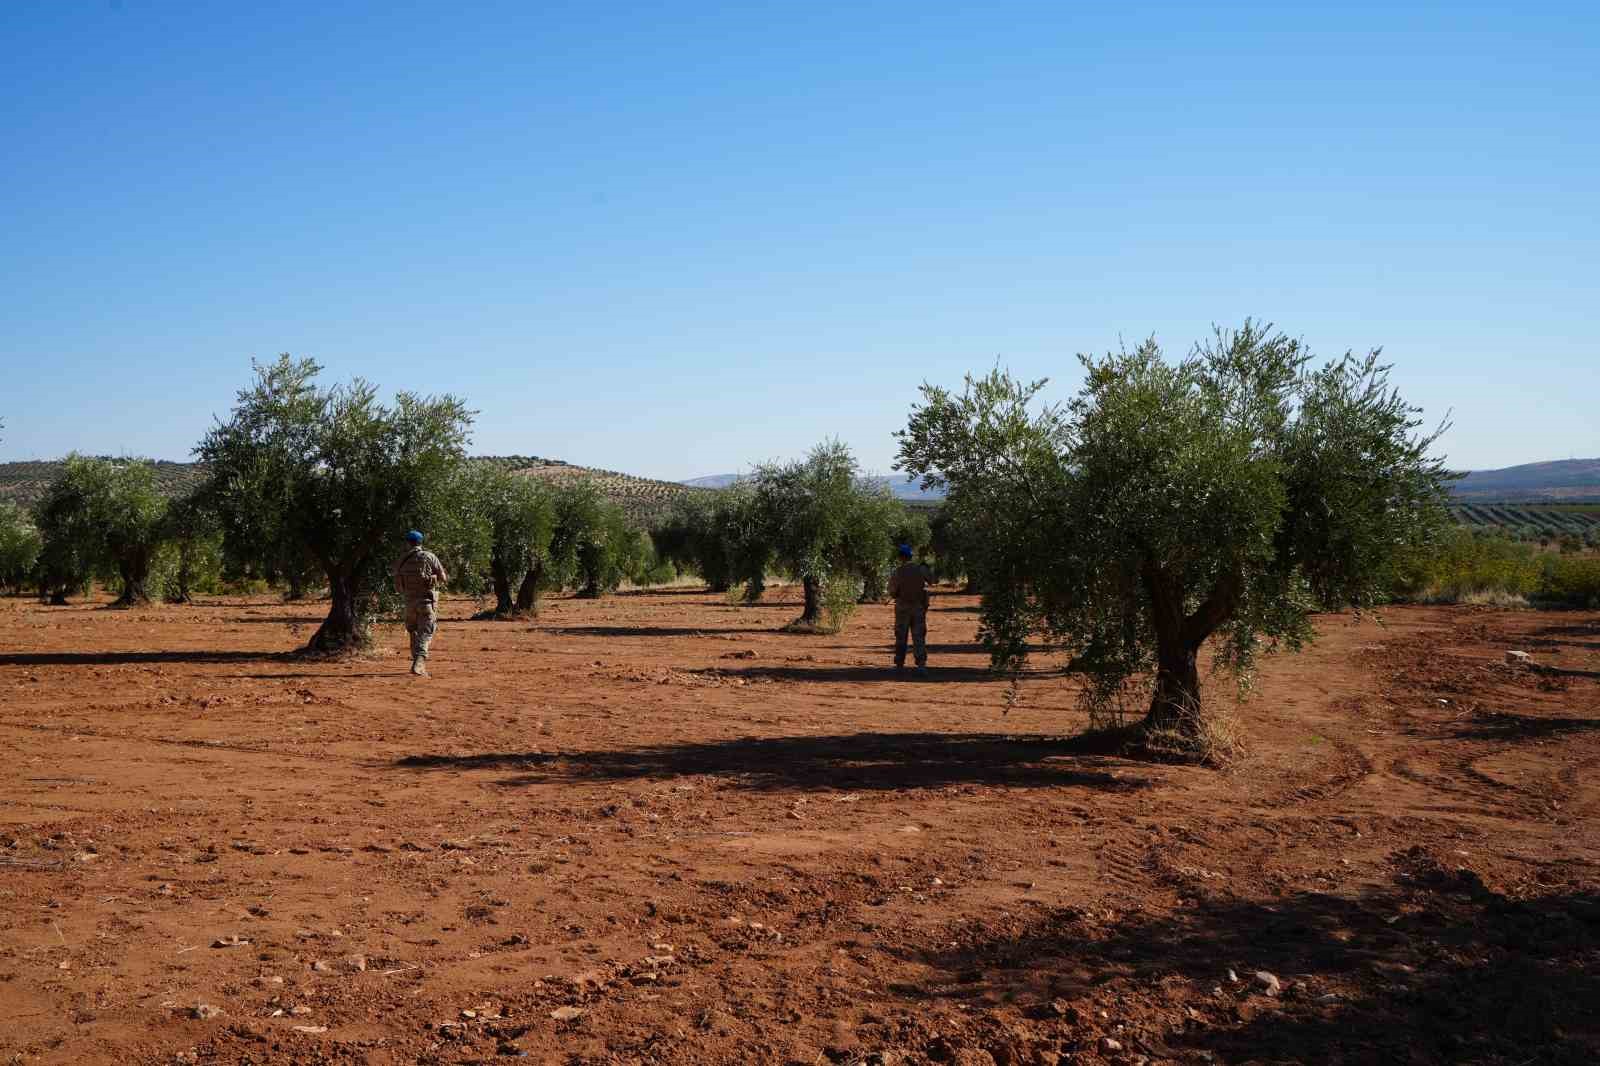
[894, 605, 928, 668]
[404, 598, 438, 661]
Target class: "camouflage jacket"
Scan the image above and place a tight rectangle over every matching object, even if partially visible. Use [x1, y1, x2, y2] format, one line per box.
[393, 548, 447, 601]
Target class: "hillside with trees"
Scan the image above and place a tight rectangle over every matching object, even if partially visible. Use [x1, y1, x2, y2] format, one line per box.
[0, 454, 697, 525]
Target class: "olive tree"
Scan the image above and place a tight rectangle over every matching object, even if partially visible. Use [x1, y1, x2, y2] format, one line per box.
[32, 455, 169, 606]
[456, 465, 556, 617]
[191, 361, 318, 599]
[0, 501, 42, 595]
[653, 486, 770, 597]
[199, 356, 472, 653]
[653, 492, 725, 589]
[854, 493, 927, 603]
[158, 489, 224, 604]
[898, 322, 1452, 753]
[927, 504, 977, 588]
[547, 484, 644, 599]
[753, 440, 902, 629]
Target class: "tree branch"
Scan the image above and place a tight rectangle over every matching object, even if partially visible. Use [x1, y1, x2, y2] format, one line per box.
[1182, 568, 1241, 646]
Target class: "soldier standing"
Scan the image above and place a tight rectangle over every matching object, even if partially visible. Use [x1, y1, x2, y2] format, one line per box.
[393, 530, 448, 676]
[886, 543, 932, 676]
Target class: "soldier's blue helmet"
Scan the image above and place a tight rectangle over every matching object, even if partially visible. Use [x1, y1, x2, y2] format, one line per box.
[405, 530, 424, 544]
[898, 543, 913, 558]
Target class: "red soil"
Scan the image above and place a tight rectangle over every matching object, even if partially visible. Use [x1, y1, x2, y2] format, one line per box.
[1, 588, 1596, 1065]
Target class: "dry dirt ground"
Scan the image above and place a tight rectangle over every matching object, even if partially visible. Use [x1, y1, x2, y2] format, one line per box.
[1, 588, 1597, 1066]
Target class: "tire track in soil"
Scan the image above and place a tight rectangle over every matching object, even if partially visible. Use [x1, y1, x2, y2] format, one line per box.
[1093, 826, 1155, 897]
[1389, 744, 1554, 823]
[0, 719, 366, 764]
[1551, 752, 1600, 822]
[1362, 619, 1585, 824]
[1271, 736, 1376, 808]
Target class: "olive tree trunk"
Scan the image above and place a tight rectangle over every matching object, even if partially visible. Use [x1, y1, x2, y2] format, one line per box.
[307, 567, 369, 654]
[112, 552, 154, 608]
[515, 561, 545, 615]
[797, 575, 822, 626]
[167, 543, 195, 604]
[490, 563, 516, 616]
[1144, 641, 1203, 736]
[1140, 564, 1239, 744]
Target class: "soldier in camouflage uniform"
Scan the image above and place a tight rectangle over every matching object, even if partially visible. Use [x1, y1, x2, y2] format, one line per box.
[393, 530, 448, 676]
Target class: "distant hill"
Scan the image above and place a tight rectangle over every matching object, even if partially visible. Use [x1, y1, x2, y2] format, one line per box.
[688, 459, 1600, 504]
[1451, 458, 1600, 501]
[0, 455, 697, 525]
[0, 459, 209, 511]
[684, 472, 946, 502]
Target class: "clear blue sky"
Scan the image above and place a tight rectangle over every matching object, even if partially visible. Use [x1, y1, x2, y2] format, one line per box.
[2, 1, 1595, 479]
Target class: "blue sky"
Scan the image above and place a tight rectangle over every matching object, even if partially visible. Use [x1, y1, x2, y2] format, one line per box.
[2, 1, 1595, 479]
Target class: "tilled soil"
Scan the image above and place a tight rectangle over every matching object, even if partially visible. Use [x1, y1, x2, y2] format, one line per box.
[0, 588, 1596, 1066]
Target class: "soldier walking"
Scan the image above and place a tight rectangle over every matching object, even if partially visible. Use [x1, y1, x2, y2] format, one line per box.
[886, 543, 932, 676]
[393, 530, 448, 676]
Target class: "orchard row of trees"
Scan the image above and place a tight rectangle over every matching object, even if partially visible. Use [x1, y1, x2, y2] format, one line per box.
[0, 358, 932, 649]
[0, 358, 679, 651]
[5, 323, 1460, 759]
[652, 441, 931, 628]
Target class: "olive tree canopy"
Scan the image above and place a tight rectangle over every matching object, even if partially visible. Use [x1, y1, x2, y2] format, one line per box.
[897, 322, 1452, 753]
[198, 356, 473, 653]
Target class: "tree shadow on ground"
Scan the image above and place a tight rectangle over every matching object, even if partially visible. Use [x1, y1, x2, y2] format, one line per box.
[869, 642, 1058, 658]
[1447, 708, 1600, 741]
[1526, 631, 1600, 652]
[239, 671, 401, 680]
[708, 663, 1062, 684]
[900, 863, 1600, 1065]
[537, 625, 777, 638]
[391, 732, 1149, 793]
[209, 615, 327, 626]
[0, 650, 290, 667]
[1531, 620, 1600, 641]
[148, 599, 304, 609]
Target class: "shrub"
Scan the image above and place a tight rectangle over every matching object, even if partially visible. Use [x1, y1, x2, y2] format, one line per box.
[1540, 554, 1600, 608]
[1391, 529, 1541, 603]
[629, 535, 678, 588]
[820, 571, 864, 633]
